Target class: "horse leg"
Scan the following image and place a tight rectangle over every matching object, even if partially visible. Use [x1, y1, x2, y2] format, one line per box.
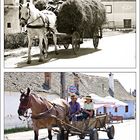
[27, 37, 33, 64]
[53, 33, 58, 55]
[34, 130, 39, 140]
[43, 35, 48, 58]
[65, 130, 69, 140]
[38, 37, 44, 62]
[48, 129, 52, 140]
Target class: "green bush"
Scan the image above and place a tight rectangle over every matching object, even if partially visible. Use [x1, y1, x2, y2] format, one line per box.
[4, 33, 28, 49]
[4, 127, 32, 134]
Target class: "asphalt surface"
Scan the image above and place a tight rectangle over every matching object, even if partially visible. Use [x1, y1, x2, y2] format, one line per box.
[4, 119, 136, 140]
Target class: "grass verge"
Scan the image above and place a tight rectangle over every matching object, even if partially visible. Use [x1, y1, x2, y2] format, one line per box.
[4, 127, 32, 134]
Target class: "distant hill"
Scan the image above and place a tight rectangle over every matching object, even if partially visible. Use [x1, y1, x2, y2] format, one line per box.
[4, 72, 135, 101]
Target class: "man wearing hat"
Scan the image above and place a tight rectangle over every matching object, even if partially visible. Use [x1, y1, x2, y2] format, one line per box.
[69, 94, 81, 121]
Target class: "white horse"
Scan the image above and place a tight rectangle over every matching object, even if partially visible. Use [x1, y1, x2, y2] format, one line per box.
[19, 2, 58, 64]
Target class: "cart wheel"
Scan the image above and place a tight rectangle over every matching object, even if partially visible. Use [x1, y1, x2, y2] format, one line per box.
[57, 131, 64, 140]
[72, 31, 80, 54]
[57, 130, 68, 140]
[107, 125, 115, 139]
[64, 44, 69, 49]
[79, 134, 85, 139]
[89, 129, 99, 140]
[93, 29, 99, 49]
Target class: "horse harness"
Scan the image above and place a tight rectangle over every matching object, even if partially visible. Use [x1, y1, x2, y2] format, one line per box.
[31, 102, 66, 120]
[21, 7, 54, 34]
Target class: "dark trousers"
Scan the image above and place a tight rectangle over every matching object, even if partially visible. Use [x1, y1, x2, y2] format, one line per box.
[76, 112, 89, 121]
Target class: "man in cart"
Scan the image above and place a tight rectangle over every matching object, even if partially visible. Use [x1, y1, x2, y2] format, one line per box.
[69, 94, 81, 121]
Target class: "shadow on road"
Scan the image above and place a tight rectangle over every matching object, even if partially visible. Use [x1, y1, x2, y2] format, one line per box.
[16, 48, 101, 68]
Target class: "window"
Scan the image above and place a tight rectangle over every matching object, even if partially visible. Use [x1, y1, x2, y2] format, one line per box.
[115, 107, 118, 112]
[125, 106, 128, 112]
[105, 5, 112, 14]
[7, 23, 11, 28]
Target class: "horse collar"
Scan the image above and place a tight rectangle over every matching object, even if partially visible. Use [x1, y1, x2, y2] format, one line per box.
[31, 104, 54, 119]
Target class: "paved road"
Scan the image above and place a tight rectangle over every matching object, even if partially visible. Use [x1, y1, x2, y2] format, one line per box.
[4, 119, 136, 140]
[4, 33, 135, 68]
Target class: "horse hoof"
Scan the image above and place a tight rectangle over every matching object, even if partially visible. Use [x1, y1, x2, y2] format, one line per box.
[55, 51, 59, 55]
[44, 54, 48, 58]
[38, 59, 43, 62]
[27, 60, 31, 64]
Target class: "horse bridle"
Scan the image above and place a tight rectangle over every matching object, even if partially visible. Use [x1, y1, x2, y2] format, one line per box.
[18, 94, 31, 120]
[20, 6, 31, 25]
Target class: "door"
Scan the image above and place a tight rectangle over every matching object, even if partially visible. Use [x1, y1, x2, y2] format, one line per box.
[124, 19, 131, 28]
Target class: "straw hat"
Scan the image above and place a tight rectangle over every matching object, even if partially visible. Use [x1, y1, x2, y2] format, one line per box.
[84, 96, 93, 101]
[70, 94, 78, 99]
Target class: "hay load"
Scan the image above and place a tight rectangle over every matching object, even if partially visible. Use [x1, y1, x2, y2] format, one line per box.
[56, 0, 106, 36]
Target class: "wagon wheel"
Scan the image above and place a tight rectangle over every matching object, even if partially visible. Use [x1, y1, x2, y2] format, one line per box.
[72, 31, 80, 54]
[89, 129, 99, 140]
[79, 134, 85, 139]
[107, 125, 115, 139]
[57, 130, 68, 140]
[93, 29, 99, 49]
[63, 44, 69, 49]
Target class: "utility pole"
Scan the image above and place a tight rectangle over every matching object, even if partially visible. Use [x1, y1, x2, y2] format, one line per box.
[74, 73, 80, 96]
[60, 72, 66, 99]
[108, 72, 114, 97]
[44, 72, 51, 89]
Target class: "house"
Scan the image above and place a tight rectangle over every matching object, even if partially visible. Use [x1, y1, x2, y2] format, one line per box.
[4, 0, 21, 34]
[4, 0, 34, 35]
[101, 0, 136, 29]
[85, 73, 136, 119]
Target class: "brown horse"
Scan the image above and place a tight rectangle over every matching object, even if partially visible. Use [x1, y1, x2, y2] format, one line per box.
[18, 87, 70, 140]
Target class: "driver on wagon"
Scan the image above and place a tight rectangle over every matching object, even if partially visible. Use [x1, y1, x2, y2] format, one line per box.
[69, 94, 81, 121]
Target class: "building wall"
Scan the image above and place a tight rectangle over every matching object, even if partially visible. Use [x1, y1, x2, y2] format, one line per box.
[4, 0, 19, 5]
[102, 1, 136, 28]
[4, 0, 34, 35]
[97, 100, 135, 119]
[124, 100, 136, 118]
[4, 6, 21, 34]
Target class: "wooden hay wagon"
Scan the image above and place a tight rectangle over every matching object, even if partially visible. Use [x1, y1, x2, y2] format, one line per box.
[46, 0, 105, 54]
[47, 29, 102, 54]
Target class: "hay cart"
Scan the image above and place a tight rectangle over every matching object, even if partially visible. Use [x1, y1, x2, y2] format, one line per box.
[52, 114, 115, 140]
[48, 28, 102, 54]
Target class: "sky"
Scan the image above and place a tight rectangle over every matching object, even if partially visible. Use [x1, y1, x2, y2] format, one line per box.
[83, 72, 136, 92]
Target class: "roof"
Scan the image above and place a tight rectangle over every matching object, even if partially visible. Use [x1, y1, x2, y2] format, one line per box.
[4, 72, 135, 101]
[73, 73, 135, 101]
[101, 0, 136, 1]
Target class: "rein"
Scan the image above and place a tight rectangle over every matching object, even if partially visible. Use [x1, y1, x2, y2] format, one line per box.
[26, 16, 45, 28]
[21, 6, 49, 29]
